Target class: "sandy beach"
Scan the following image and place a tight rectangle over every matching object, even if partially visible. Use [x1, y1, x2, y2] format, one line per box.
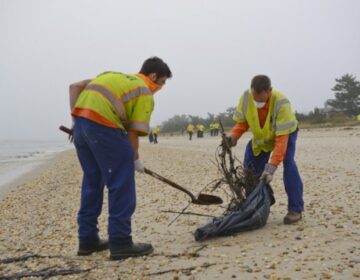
[0, 127, 359, 279]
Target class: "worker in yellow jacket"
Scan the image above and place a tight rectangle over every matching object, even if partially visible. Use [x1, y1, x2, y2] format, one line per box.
[187, 123, 194, 140]
[213, 122, 220, 136]
[209, 123, 214, 136]
[151, 126, 160, 144]
[69, 57, 172, 259]
[196, 124, 205, 138]
[226, 75, 303, 224]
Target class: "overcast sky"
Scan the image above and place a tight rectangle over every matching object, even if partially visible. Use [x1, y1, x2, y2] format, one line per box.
[0, 0, 359, 140]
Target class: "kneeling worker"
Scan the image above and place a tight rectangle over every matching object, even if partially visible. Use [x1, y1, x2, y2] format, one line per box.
[69, 57, 172, 259]
[226, 75, 303, 224]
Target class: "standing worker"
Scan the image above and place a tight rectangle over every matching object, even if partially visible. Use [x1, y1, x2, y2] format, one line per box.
[210, 122, 215, 136]
[187, 123, 194, 140]
[213, 122, 220, 136]
[198, 124, 205, 138]
[69, 57, 172, 259]
[225, 75, 303, 224]
[196, 124, 201, 138]
[148, 129, 154, 143]
[151, 126, 160, 144]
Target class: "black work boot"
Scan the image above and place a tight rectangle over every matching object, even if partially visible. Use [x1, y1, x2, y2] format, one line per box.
[110, 237, 153, 260]
[78, 237, 109, 256]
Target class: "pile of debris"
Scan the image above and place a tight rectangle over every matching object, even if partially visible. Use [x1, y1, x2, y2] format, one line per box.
[194, 121, 275, 241]
[211, 134, 259, 214]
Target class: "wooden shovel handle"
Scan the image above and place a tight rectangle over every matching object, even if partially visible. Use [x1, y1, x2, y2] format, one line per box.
[144, 168, 196, 201]
[59, 126, 197, 201]
[59, 125, 73, 135]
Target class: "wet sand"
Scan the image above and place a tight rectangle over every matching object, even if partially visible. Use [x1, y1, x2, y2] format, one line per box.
[0, 127, 360, 279]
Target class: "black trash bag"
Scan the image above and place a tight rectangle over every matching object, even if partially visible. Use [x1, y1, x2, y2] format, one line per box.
[194, 181, 275, 241]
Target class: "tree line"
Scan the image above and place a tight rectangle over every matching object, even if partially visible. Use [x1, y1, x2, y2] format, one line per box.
[160, 74, 360, 132]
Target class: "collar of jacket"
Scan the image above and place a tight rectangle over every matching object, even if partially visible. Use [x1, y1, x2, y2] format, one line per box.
[136, 73, 162, 93]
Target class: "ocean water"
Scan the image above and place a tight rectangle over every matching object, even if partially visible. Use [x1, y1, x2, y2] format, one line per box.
[0, 139, 73, 191]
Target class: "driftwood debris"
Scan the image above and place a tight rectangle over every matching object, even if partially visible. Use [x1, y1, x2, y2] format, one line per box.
[152, 244, 208, 259]
[212, 120, 258, 213]
[0, 253, 92, 280]
[0, 254, 45, 264]
[161, 210, 216, 218]
[144, 262, 216, 276]
[166, 180, 218, 226]
[165, 120, 258, 225]
[0, 267, 91, 280]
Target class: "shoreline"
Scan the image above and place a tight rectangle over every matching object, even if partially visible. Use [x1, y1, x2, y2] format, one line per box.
[0, 149, 74, 201]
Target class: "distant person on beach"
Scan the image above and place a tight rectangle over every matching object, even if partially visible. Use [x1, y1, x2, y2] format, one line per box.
[69, 57, 172, 259]
[198, 124, 205, 138]
[225, 75, 303, 224]
[210, 122, 219, 136]
[210, 122, 215, 136]
[196, 124, 204, 138]
[187, 123, 194, 140]
[213, 122, 220, 136]
[151, 126, 160, 144]
[148, 131, 154, 143]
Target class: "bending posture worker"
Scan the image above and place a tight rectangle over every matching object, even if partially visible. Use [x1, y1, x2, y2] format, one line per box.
[227, 75, 303, 224]
[69, 57, 172, 260]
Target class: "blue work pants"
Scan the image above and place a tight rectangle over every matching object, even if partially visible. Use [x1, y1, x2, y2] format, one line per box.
[73, 117, 136, 241]
[244, 129, 304, 212]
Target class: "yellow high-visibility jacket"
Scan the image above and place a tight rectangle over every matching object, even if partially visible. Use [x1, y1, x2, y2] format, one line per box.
[233, 89, 297, 156]
[187, 124, 194, 132]
[72, 72, 154, 136]
[152, 126, 160, 134]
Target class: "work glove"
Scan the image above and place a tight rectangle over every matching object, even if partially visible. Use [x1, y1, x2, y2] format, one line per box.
[69, 118, 75, 143]
[260, 163, 277, 183]
[134, 159, 145, 173]
[222, 135, 238, 148]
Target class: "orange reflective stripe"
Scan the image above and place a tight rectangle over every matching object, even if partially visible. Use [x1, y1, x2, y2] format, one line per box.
[72, 108, 119, 128]
[85, 83, 127, 123]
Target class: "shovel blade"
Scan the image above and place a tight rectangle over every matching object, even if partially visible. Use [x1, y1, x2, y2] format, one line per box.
[194, 194, 223, 205]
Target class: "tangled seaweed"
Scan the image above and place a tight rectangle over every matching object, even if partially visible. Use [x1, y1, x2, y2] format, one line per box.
[211, 120, 259, 213]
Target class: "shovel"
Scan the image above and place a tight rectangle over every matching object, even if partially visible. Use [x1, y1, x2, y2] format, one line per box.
[59, 125, 223, 205]
[144, 168, 223, 205]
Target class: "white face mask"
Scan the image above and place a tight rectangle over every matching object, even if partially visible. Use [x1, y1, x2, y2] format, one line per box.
[253, 100, 266, 108]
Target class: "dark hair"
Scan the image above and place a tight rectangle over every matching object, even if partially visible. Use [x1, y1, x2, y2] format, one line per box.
[251, 75, 271, 92]
[139, 56, 172, 78]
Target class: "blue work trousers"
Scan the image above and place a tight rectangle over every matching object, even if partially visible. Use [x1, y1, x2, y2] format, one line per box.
[244, 129, 304, 212]
[73, 117, 136, 241]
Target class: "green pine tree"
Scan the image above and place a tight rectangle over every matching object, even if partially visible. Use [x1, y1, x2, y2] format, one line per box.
[328, 74, 360, 117]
